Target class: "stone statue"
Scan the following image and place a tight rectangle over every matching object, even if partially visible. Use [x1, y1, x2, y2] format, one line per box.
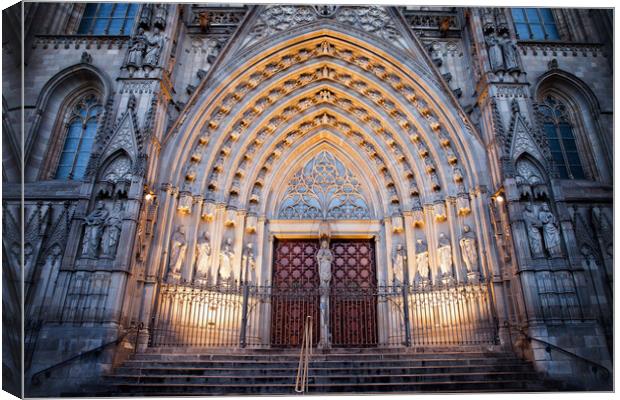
[101, 202, 122, 259]
[139, 4, 153, 29]
[500, 32, 519, 71]
[437, 233, 452, 277]
[315, 239, 333, 349]
[538, 203, 562, 257]
[153, 4, 168, 29]
[415, 239, 430, 282]
[459, 225, 479, 273]
[194, 233, 211, 281]
[523, 204, 544, 258]
[81, 201, 109, 258]
[243, 243, 256, 283]
[143, 27, 164, 68]
[392, 243, 406, 285]
[126, 28, 147, 70]
[485, 35, 504, 72]
[168, 226, 187, 278]
[218, 238, 235, 283]
[316, 239, 333, 288]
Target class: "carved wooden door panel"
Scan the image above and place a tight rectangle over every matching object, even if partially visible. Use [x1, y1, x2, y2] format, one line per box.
[270, 239, 319, 347]
[329, 239, 378, 347]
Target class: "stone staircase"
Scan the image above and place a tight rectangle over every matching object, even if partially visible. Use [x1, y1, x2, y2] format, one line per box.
[87, 347, 567, 396]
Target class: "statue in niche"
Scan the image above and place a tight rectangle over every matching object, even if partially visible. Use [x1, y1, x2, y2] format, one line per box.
[392, 243, 406, 285]
[218, 238, 235, 283]
[415, 239, 430, 282]
[81, 201, 109, 258]
[101, 202, 123, 259]
[143, 27, 164, 69]
[242, 243, 256, 283]
[500, 31, 520, 72]
[485, 35, 504, 72]
[194, 233, 211, 282]
[139, 4, 153, 29]
[437, 233, 453, 278]
[126, 28, 147, 73]
[168, 226, 187, 279]
[316, 239, 333, 288]
[523, 204, 544, 258]
[538, 203, 562, 257]
[153, 4, 168, 29]
[459, 225, 480, 275]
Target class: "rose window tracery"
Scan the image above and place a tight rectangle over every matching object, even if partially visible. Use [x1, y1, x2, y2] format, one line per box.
[278, 151, 371, 220]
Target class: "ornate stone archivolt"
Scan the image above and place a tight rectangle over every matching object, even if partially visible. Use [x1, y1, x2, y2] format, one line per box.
[278, 150, 371, 220]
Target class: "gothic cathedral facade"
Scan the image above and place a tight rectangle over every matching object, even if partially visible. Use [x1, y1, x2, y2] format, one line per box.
[2, 3, 613, 396]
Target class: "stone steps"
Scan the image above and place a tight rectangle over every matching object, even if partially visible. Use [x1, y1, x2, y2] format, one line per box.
[87, 347, 564, 395]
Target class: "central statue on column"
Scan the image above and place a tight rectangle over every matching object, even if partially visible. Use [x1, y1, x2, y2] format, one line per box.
[316, 239, 333, 349]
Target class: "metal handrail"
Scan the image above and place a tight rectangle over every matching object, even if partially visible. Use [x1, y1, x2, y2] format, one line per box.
[506, 322, 611, 379]
[31, 322, 144, 385]
[294, 316, 313, 393]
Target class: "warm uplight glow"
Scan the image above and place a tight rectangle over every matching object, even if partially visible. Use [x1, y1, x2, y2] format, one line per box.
[495, 195, 504, 203]
[145, 193, 153, 201]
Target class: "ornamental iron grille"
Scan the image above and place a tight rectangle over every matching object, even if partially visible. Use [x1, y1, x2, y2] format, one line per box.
[278, 151, 371, 219]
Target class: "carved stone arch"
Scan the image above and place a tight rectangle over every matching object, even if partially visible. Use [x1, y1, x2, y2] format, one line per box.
[95, 149, 134, 198]
[508, 111, 548, 168]
[228, 109, 423, 213]
[160, 31, 488, 193]
[179, 62, 456, 199]
[261, 138, 387, 219]
[216, 103, 430, 207]
[534, 69, 611, 182]
[513, 154, 550, 200]
[2, 96, 20, 182]
[25, 63, 112, 181]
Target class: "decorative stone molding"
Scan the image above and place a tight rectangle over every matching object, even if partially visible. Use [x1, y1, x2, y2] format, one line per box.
[32, 35, 129, 50]
[517, 41, 605, 58]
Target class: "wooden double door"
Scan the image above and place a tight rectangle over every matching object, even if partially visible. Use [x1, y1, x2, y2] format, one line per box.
[270, 239, 378, 347]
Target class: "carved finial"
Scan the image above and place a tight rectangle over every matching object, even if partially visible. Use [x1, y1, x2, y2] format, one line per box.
[81, 51, 92, 64]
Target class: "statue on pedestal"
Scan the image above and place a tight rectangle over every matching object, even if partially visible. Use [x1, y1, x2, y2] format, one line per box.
[143, 27, 164, 69]
[242, 243, 256, 283]
[101, 202, 122, 259]
[392, 243, 406, 285]
[459, 225, 479, 273]
[524, 204, 544, 258]
[316, 239, 333, 349]
[415, 239, 430, 284]
[218, 238, 235, 284]
[81, 201, 109, 258]
[437, 233, 453, 278]
[485, 35, 504, 72]
[168, 226, 187, 281]
[194, 233, 211, 283]
[538, 203, 562, 257]
[126, 28, 147, 74]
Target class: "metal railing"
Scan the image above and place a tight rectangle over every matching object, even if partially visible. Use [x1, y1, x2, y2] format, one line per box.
[149, 281, 498, 348]
[295, 316, 313, 393]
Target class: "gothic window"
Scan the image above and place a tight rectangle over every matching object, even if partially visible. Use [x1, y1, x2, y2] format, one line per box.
[538, 96, 585, 180]
[55, 93, 103, 180]
[77, 3, 139, 35]
[511, 8, 559, 40]
[278, 151, 371, 220]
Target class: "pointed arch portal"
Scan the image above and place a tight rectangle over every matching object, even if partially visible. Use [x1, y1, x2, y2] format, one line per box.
[150, 19, 499, 349]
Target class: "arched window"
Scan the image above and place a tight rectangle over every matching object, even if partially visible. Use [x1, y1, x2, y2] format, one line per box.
[77, 3, 139, 35]
[55, 93, 103, 180]
[538, 96, 585, 180]
[511, 8, 559, 40]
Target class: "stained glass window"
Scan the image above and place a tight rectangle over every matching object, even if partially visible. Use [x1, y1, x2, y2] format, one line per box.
[538, 96, 585, 180]
[77, 3, 139, 35]
[511, 8, 559, 40]
[55, 93, 102, 180]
